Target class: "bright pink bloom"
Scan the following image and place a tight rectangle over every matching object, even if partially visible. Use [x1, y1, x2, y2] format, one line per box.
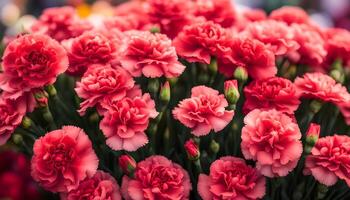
[324, 28, 350, 68]
[63, 31, 119, 76]
[218, 37, 277, 80]
[118, 155, 137, 176]
[0, 34, 68, 99]
[31, 126, 99, 193]
[61, 170, 122, 200]
[304, 135, 350, 187]
[198, 156, 266, 200]
[241, 109, 303, 177]
[173, 21, 231, 64]
[269, 6, 311, 25]
[173, 86, 234, 136]
[30, 6, 92, 42]
[184, 139, 200, 160]
[99, 92, 158, 152]
[120, 31, 185, 78]
[121, 155, 192, 200]
[242, 20, 300, 56]
[294, 72, 350, 104]
[287, 24, 326, 67]
[75, 64, 135, 115]
[243, 77, 300, 114]
[194, 0, 237, 28]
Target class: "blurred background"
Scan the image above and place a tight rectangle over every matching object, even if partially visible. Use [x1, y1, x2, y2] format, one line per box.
[0, 0, 349, 199]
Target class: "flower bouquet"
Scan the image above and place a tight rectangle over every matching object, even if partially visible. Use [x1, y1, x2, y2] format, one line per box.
[1, 0, 350, 199]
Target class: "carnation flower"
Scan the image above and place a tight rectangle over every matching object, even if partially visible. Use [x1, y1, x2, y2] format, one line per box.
[30, 6, 92, 42]
[173, 21, 231, 64]
[243, 77, 300, 114]
[241, 9, 267, 22]
[269, 6, 311, 25]
[61, 170, 122, 200]
[75, 64, 135, 115]
[304, 135, 350, 187]
[241, 109, 303, 177]
[173, 86, 234, 136]
[324, 28, 350, 68]
[103, 15, 140, 32]
[198, 156, 266, 200]
[242, 20, 300, 56]
[0, 34, 68, 99]
[218, 37, 277, 80]
[294, 72, 350, 104]
[63, 31, 119, 76]
[120, 31, 185, 78]
[121, 155, 192, 200]
[31, 126, 99, 192]
[194, 0, 237, 28]
[287, 24, 326, 67]
[99, 92, 158, 152]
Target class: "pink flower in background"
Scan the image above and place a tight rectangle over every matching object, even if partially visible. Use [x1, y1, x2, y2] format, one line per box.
[288, 24, 327, 67]
[103, 15, 140, 32]
[31, 126, 99, 193]
[269, 6, 311, 25]
[218, 37, 277, 80]
[194, 0, 237, 28]
[242, 20, 300, 56]
[75, 64, 135, 115]
[242, 9, 267, 22]
[121, 155, 192, 200]
[0, 34, 68, 99]
[324, 28, 350, 68]
[120, 31, 185, 78]
[30, 6, 92, 42]
[99, 92, 158, 151]
[173, 21, 231, 64]
[241, 109, 303, 177]
[294, 72, 350, 104]
[243, 77, 300, 114]
[63, 31, 119, 76]
[61, 170, 122, 200]
[304, 135, 350, 187]
[198, 156, 266, 200]
[173, 86, 234, 136]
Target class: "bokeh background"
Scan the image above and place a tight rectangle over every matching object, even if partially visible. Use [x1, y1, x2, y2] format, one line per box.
[0, 0, 349, 199]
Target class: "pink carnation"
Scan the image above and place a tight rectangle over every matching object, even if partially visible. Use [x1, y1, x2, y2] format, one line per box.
[30, 6, 92, 42]
[243, 77, 300, 114]
[269, 6, 311, 25]
[121, 155, 192, 200]
[61, 170, 122, 200]
[120, 31, 185, 78]
[0, 34, 68, 99]
[287, 24, 326, 67]
[194, 0, 237, 28]
[324, 28, 350, 68]
[173, 86, 234, 136]
[242, 20, 300, 56]
[198, 156, 266, 200]
[294, 72, 350, 104]
[241, 9, 267, 22]
[241, 109, 303, 177]
[218, 37, 277, 80]
[31, 126, 99, 193]
[75, 64, 135, 115]
[304, 135, 350, 187]
[173, 21, 231, 64]
[63, 31, 119, 76]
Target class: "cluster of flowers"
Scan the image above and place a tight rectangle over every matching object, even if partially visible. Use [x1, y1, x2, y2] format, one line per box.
[1, 0, 350, 199]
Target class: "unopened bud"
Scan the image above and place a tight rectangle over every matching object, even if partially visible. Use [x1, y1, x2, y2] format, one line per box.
[208, 57, 217, 75]
[184, 139, 200, 160]
[45, 85, 57, 96]
[224, 80, 240, 105]
[330, 69, 345, 83]
[34, 90, 48, 107]
[21, 116, 32, 129]
[310, 100, 323, 114]
[150, 26, 160, 34]
[148, 79, 159, 94]
[160, 81, 171, 103]
[234, 66, 248, 82]
[12, 134, 23, 145]
[119, 154, 137, 177]
[306, 123, 320, 146]
[210, 139, 220, 154]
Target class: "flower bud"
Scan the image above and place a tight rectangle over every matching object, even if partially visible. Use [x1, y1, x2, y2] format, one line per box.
[330, 69, 345, 83]
[160, 81, 171, 103]
[184, 139, 200, 160]
[45, 84, 57, 96]
[210, 139, 220, 154]
[150, 26, 160, 34]
[33, 89, 49, 107]
[208, 57, 217, 75]
[148, 78, 160, 94]
[224, 80, 240, 105]
[12, 134, 23, 145]
[119, 154, 137, 177]
[234, 66, 248, 82]
[310, 100, 323, 114]
[306, 123, 320, 145]
[21, 116, 32, 129]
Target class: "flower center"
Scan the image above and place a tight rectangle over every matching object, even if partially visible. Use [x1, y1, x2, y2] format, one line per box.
[45, 143, 75, 171]
[28, 51, 49, 65]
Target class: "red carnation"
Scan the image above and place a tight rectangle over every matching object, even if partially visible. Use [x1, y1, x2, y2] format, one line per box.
[324, 28, 350, 68]
[269, 6, 311, 25]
